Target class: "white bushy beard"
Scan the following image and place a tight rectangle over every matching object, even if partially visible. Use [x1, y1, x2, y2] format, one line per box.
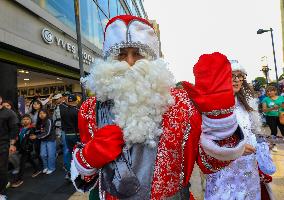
[82, 58, 175, 147]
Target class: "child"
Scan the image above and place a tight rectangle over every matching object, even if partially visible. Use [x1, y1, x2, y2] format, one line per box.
[31, 109, 56, 174]
[11, 114, 41, 188]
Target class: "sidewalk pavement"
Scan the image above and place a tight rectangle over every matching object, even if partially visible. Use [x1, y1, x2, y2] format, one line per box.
[7, 158, 75, 200]
[271, 143, 284, 200]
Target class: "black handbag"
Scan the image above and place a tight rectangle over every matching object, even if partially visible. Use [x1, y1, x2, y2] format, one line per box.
[101, 146, 140, 198]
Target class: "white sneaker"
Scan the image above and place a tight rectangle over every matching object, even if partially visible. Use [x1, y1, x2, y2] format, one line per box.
[12, 168, 19, 175]
[46, 170, 55, 175]
[0, 194, 7, 200]
[42, 168, 48, 173]
[272, 146, 278, 152]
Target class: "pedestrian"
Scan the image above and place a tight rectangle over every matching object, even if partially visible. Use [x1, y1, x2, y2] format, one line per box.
[31, 109, 56, 175]
[52, 93, 69, 173]
[0, 96, 19, 200]
[262, 85, 284, 152]
[28, 99, 43, 126]
[60, 94, 79, 180]
[29, 93, 54, 107]
[2, 100, 21, 175]
[71, 15, 245, 199]
[2, 100, 22, 123]
[204, 60, 262, 200]
[11, 114, 42, 188]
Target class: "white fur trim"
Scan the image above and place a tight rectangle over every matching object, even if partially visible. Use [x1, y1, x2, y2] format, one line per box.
[248, 98, 263, 135]
[230, 60, 247, 74]
[82, 59, 175, 147]
[200, 131, 246, 161]
[73, 149, 97, 176]
[103, 19, 159, 58]
[71, 151, 98, 193]
[202, 114, 238, 140]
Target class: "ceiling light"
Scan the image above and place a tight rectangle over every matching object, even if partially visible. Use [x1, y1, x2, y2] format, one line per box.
[19, 70, 25, 73]
[24, 78, 30, 81]
[25, 71, 29, 74]
[57, 77, 63, 81]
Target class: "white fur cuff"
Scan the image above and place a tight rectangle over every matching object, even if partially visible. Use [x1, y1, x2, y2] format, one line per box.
[200, 130, 246, 161]
[72, 149, 97, 177]
[70, 159, 98, 193]
[202, 114, 238, 140]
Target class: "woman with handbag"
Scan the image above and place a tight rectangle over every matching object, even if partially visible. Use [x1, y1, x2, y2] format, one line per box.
[205, 60, 265, 200]
[262, 85, 284, 152]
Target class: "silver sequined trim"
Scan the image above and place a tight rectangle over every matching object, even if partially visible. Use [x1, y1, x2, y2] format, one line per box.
[103, 41, 157, 60]
[179, 123, 191, 188]
[79, 148, 93, 169]
[203, 106, 235, 116]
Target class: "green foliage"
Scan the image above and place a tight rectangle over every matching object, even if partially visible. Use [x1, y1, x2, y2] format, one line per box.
[254, 77, 266, 86]
[279, 74, 284, 81]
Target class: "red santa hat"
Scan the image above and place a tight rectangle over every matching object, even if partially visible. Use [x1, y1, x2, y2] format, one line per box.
[103, 15, 160, 59]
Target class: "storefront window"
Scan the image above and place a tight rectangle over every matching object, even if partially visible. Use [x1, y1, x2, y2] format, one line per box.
[135, 0, 146, 18]
[109, 0, 118, 18]
[97, 9, 108, 42]
[126, 0, 138, 16]
[96, 0, 109, 17]
[31, 0, 76, 30]
[31, 0, 131, 49]
[80, 0, 103, 49]
[117, 3, 126, 15]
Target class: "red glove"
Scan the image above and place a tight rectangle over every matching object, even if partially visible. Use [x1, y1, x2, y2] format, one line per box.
[182, 52, 235, 119]
[81, 125, 124, 169]
[259, 169, 272, 183]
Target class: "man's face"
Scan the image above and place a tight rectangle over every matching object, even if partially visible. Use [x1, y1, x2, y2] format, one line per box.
[55, 98, 62, 105]
[117, 47, 145, 66]
[2, 102, 11, 110]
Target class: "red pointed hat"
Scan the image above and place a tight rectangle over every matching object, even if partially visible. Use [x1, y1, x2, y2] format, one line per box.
[103, 15, 160, 59]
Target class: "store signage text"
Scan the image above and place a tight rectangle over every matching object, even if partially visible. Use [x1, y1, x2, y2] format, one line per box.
[41, 28, 95, 65]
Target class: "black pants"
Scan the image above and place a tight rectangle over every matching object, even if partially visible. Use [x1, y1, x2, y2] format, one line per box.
[16, 150, 40, 181]
[65, 134, 79, 172]
[266, 115, 284, 136]
[0, 144, 9, 195]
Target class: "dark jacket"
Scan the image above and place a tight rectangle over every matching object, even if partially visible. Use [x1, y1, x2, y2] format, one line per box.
[0, 107, 19, 147]
[36, 118, 56, 141]
[19, 126, 36, 152]
[59, 103, 79, 134]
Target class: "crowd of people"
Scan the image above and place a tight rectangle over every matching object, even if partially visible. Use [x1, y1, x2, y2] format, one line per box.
[0, 14, 282, 200]
[0, 92, 81, 198]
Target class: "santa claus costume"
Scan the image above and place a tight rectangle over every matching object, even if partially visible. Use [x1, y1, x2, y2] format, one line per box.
[71, 15, 246, 200]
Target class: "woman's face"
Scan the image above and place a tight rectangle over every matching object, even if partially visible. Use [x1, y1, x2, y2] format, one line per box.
[33, 102, 41, 110]
[2, 102, 11, 110]
[232, 71, 245, 94]
[39, 111, 47, 120]
[267, 89, 277, 98]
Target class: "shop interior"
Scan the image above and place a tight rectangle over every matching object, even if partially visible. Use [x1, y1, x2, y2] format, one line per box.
[17, 68, 81, 114]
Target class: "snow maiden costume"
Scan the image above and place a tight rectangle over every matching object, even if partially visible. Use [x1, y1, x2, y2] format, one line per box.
[203, 60, 275, 200]
[71, 15, 246, 200]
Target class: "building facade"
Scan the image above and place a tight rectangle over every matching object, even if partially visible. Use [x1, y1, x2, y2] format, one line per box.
[0, 0, 147, 107]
